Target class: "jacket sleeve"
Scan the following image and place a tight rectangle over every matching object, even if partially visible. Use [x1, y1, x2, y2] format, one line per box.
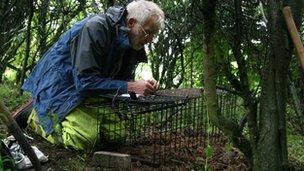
[71, 16, 127, 96]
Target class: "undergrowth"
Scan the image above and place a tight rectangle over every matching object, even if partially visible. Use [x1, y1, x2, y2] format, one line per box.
[0, 83, 31, 111]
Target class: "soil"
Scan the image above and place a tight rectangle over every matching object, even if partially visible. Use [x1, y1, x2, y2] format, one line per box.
[0, 122, 248, 170]
[12, 129, 248, 171]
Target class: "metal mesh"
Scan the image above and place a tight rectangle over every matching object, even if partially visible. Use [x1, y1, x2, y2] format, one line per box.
[94, 88, 239, 166]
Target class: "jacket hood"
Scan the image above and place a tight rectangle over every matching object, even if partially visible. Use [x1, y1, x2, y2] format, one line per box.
[106, 6, 127, 26]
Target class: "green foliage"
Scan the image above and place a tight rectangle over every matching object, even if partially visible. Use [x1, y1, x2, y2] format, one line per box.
[0, 83, 31, 111]
[0, 142, 14, 171]
[0, 157, 14, 171]
[288, 133, 304, 164]
[50, 113, 64, 145]
[204, 145, 214, 159]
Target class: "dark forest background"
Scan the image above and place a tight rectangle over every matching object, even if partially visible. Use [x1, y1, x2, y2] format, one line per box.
[0, 0, 303, 170]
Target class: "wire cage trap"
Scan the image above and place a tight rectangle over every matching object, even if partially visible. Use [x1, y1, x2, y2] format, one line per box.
[92, 88, 239, 166]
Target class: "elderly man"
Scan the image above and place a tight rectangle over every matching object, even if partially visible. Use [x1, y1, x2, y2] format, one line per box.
[20, 0, 165, 150]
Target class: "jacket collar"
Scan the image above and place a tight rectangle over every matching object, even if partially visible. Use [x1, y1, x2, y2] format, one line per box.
[137, 48, 148, 63]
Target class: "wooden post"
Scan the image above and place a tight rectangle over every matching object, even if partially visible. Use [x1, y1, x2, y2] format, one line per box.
[282, 6, 304, 70]
[0, 101, 42, 171]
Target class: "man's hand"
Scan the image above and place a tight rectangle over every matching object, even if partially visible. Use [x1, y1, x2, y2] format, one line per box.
[146, 79, 160, 90]
[127, 79, 159, 96]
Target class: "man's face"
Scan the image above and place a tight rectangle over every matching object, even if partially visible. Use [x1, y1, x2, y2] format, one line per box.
[128, 17, 159, 50]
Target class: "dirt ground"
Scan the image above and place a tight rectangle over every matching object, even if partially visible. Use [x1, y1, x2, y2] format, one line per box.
[17, 129, 248, 171]
[0, 124, 248, 170]
[3, 125, 304, 171]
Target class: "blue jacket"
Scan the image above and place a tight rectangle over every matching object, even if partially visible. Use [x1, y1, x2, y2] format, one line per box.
[22, 6, 147, 134]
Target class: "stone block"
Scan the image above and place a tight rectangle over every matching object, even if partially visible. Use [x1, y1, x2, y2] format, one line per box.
[93, 151, 131, 171]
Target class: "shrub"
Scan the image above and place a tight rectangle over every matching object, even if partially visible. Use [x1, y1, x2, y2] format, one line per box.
[0, 83, 31, 111]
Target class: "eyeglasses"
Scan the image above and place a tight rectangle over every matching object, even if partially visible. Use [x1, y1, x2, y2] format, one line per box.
[137, 22, 150, 39]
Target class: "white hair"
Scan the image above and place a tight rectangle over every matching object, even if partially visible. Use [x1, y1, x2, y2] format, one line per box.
[126, 0, 165, 29]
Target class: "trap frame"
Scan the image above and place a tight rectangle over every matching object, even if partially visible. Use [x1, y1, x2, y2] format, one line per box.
[93, 88, 240, 166]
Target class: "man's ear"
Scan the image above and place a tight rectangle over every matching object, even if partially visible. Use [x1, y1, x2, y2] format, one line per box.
[127, 18, 136, 28]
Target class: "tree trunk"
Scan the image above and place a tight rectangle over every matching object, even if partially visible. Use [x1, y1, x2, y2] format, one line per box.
[0, 101, 42, 171]
[232, 2, 258, 160]
[202, 0, 218, 120]
[254, 1, 303, 170]
[202, 0, 253, 165]
[38, 0, 49, 58]
[19, 0, 34, 88]
[0, 67, 4, 83]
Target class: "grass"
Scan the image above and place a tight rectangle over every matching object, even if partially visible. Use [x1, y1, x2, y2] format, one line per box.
[288, 133, 304, 166]
[0, 83, 31, 111]
[61, 156, 86, 171]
